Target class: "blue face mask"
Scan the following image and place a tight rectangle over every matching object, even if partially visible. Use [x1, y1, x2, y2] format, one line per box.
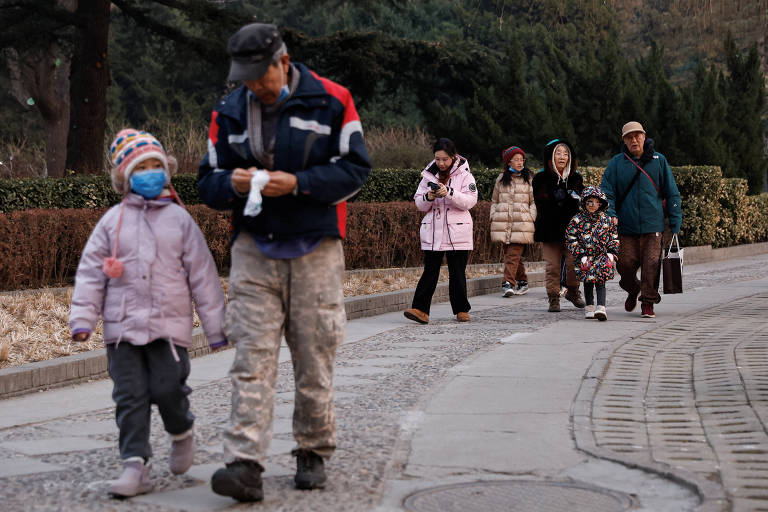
[130, 169, 167, 199]
[507, 165, 521, 174]
[277, 84, 290, 103]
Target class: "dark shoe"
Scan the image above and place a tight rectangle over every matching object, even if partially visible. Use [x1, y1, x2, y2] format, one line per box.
[624, 291, 639, 312]
[456, 312, 470, 322]
[211, 460, 264, 502]
[641, 303, 655, 318]
[548, 296, 561, 312]
[502, 281, 514, 297]
[564, 289, 586, 308]
[295, 449, 326, 490]
[404, 308, 429, 324]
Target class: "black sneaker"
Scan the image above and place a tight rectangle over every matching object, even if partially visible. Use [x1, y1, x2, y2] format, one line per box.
[211, 459, 264, 502]
[294, 449, 326, 490]
[514, 280, 529, 295]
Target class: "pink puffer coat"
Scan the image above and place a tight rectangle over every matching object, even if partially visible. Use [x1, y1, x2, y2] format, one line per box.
[69, 193, 225, 348]
[414, 156, 477, 251]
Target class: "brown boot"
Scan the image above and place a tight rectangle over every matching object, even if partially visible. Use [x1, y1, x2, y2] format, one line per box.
[548, 296, 561, 312]
[404, 308, 429, 324]
[456, 312, 470, 322]
[564, 288, 586, 308]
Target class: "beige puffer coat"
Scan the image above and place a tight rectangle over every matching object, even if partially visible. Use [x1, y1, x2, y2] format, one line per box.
[490, 172, 537, 244]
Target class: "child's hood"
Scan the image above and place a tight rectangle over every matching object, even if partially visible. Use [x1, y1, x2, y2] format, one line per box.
[580, 185, 608, 212]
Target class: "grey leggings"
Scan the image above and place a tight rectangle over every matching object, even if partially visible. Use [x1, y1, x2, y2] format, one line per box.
[583, 282, 606, 306]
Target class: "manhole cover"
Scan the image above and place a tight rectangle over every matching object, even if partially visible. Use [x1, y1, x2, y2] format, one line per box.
[403, 480, 634, 512]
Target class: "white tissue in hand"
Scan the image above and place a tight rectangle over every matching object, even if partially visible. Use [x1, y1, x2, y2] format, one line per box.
[244, 170, 270, 217]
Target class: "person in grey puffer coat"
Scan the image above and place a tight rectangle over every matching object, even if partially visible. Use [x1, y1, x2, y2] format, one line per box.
[69, 129, 226, 499]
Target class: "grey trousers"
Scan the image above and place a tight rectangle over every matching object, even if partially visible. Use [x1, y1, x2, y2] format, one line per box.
[223, 235, 346, 466]
[107, 340, 193, 461]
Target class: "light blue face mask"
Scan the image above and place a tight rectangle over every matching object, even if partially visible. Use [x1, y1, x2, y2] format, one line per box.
[277, 84, 290, 103]
[507, 166, 521, 174]
[130, 169, 167, 199]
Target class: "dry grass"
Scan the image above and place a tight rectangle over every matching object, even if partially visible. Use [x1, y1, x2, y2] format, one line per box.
[0, 267, 503, 370]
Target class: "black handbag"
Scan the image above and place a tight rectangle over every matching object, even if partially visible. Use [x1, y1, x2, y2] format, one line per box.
[662, 234, 683, 294]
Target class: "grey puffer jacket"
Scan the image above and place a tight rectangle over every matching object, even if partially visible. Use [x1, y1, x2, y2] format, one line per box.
[69, 193, 225, 348]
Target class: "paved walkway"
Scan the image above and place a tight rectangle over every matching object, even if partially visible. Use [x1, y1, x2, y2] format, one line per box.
[1, 255, 768, 511]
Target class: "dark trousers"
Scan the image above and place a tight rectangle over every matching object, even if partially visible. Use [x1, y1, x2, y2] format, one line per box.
[584, 282, 606, 306]
[617, 233, 662, 305]
[107, 340, 194, 461]
[411, 250, 470, 315]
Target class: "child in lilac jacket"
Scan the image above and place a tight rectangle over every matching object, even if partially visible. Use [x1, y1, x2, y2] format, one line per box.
[69, 129, 226, 498]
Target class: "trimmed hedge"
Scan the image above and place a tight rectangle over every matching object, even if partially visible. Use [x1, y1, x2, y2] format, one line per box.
[2, 165, 767, 280]
[0, 202, 506, 291]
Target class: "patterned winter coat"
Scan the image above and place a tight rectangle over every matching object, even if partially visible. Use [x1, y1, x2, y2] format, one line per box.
[490, 170, 536, 244]
[565, 186, 620, 283]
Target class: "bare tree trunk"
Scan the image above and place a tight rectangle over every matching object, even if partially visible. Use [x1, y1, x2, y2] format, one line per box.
[5, 47, 71, 178]
[66, 0, 110, 175]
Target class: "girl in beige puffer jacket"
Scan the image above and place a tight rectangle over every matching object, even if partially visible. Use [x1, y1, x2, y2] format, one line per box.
[490, 146, 537, 296]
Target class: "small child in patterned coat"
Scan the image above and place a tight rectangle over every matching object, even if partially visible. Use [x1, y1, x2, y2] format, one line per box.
[565, 186, 619, 320]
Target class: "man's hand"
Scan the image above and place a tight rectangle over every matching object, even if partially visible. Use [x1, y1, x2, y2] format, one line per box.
[231, 167, 257, 195]
[262, 170, 298, 197]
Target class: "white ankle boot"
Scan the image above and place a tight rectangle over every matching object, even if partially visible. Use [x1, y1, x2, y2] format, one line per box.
[169, 427, 195, 475]
[585, 305, 595, 319]
[595, 305, 607, 321]
[109, 457, 153, 497]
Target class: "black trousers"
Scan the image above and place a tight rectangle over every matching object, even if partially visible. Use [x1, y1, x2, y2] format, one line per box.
[107, 340, 194, 461]
[411, 250, 470, 315]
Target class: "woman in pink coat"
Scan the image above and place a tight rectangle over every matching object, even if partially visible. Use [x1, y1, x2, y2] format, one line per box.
[404, 138, 478, 324]
[69, 129, 226, 498]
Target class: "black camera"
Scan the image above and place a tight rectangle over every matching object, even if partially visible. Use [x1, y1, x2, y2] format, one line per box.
[428, 182, 441, 191]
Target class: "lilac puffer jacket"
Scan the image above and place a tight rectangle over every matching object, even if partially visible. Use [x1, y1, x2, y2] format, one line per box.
[414, 156, 477, 251]
[69, 193, 226, 348]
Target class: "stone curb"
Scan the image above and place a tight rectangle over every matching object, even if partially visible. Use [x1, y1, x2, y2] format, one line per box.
[0, 270, 544, 399]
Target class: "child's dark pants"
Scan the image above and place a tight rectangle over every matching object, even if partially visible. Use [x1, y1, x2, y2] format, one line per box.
[583, 282, 606, 306]
[107, 339, 194, 461]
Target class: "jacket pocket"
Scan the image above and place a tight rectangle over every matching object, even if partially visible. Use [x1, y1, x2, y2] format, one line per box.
[102, 292, 127, 322]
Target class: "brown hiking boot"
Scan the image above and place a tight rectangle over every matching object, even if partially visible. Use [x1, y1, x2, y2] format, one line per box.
[404, 308, 429, 324]
[456, 312, 470, 322]
[548, 296, 561, 312]
[564, 289, 586, 308]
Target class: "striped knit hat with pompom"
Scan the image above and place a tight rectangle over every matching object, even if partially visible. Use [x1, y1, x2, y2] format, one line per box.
[109, 129, 169, 194]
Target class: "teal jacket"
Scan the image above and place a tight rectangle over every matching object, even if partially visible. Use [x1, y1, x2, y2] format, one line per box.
[600, 148, 682, 235]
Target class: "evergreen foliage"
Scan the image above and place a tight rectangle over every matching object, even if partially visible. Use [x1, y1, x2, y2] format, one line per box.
[1, 0, 765, 190]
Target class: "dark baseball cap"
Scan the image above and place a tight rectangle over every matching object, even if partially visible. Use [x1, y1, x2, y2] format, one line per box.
[227, 23, 283, 81]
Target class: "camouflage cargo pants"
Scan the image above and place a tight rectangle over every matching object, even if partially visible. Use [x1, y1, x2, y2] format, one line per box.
[223, 235, 346, 466]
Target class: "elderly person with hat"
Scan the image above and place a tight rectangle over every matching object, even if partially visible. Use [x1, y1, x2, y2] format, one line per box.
[532, 139, 586, 312]
[198, 23, 371, 502]
[490, 145, 536, 297]
[600, 121, 682, 319]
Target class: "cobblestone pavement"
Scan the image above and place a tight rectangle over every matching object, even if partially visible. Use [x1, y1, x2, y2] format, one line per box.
[0, 256, 767, 511]
[575, 261, 768, 512]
